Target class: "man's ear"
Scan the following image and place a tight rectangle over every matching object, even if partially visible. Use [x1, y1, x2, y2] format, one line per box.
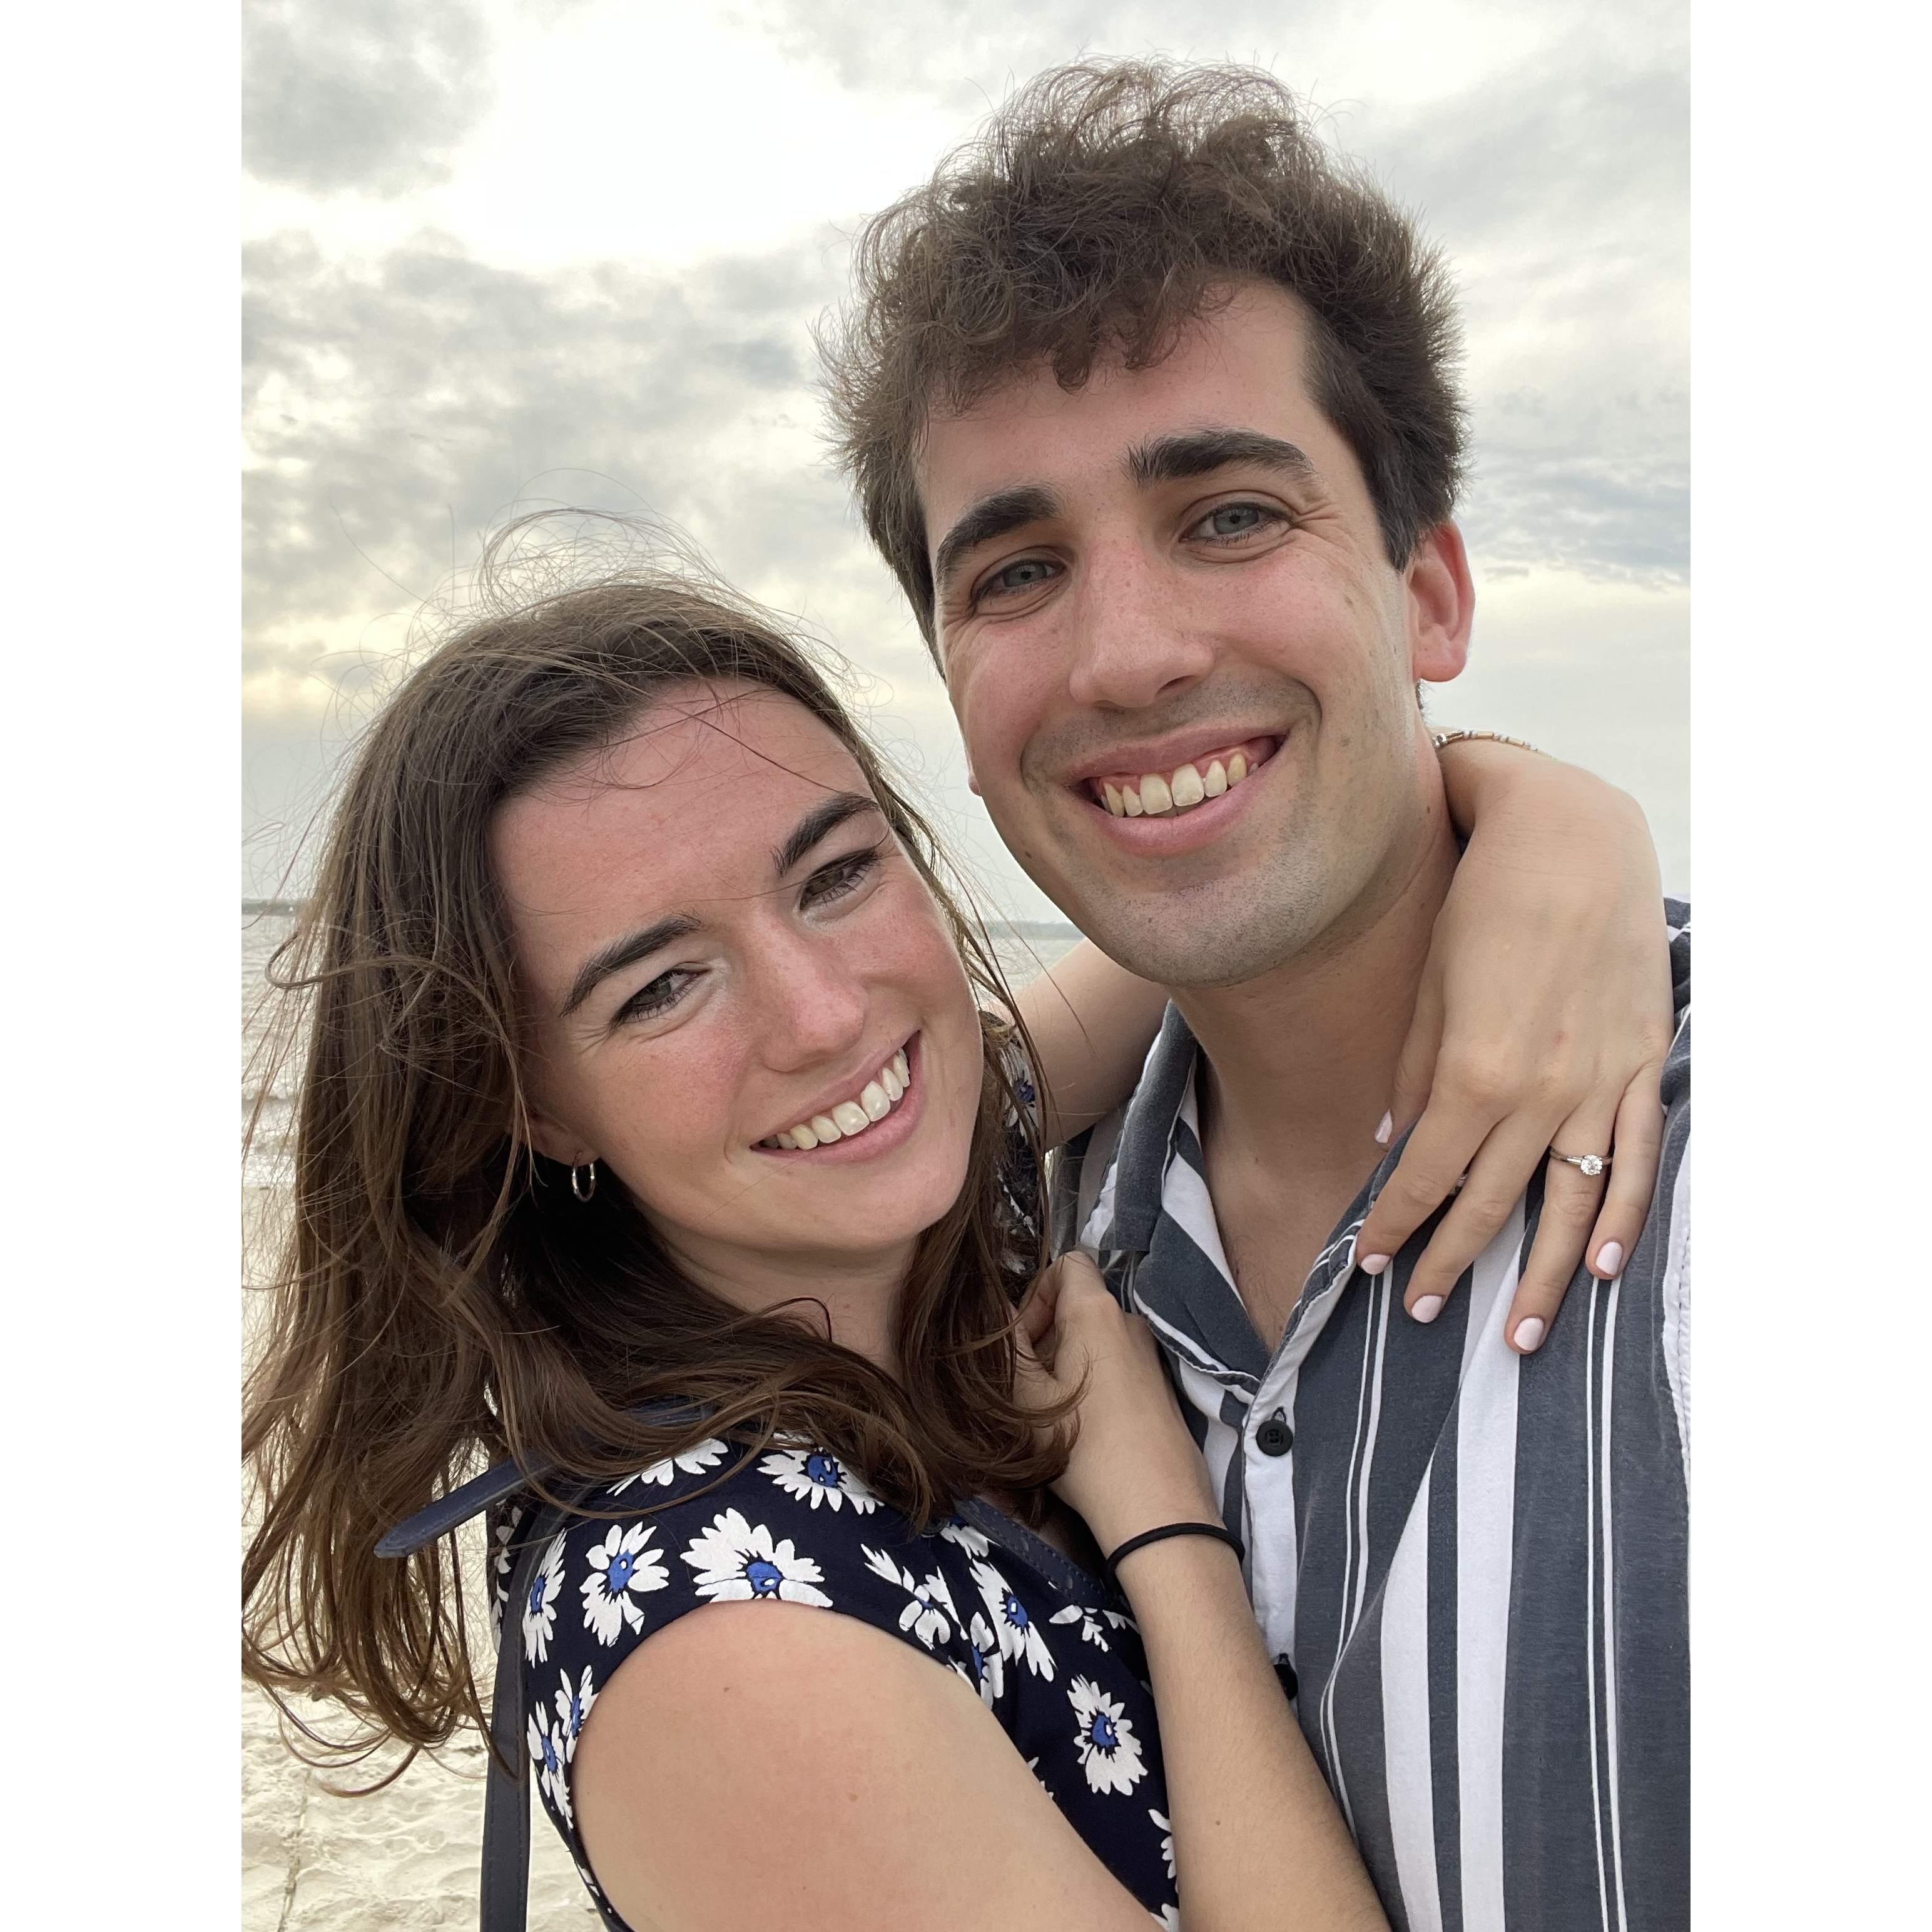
[1406, 521, 1475, 684]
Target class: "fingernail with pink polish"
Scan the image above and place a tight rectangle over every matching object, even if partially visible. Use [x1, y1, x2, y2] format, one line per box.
[1359, 1253, 1391, 1276]
[1513, 1316, 1546, 1353]
[1595, 1241, 1624, 1277]
[1374, 1111, 1393, 1146]
[1410, 1294, 1443, 1324]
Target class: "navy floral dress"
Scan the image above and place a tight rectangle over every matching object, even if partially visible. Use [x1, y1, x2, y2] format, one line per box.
[493, 1438, 1181, 1926]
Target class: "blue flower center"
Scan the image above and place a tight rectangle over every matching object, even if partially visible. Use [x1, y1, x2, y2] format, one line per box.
[606, 1550, 635, 1592]
[1090, 1710, 1119, 1752]
[745, 1557, 783, 1595]
[527, 1579, 547, 1617]
[1003, 1592, 1029, 1629]
[805, 1452, 841, 1487]
[968, 1643, 986, 1682]
[542, 1733, 561, 1774]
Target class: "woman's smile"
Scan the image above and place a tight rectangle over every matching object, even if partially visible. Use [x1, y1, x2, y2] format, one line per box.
[754, 1036, 922, 1161]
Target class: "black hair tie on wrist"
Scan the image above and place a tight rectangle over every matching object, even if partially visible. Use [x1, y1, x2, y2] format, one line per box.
[1102, 1520, 1244, 1595]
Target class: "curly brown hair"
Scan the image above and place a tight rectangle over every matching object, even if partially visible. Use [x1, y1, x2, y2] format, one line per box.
[242, 526, 1067, 1775]
[820, 58, 1468, 656]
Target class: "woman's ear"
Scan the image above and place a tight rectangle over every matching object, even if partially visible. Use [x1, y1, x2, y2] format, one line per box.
[1406, 521, 1475, 685]
[517, 1100, 597, 1172]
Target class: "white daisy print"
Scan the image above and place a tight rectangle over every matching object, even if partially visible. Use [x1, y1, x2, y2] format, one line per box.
[1150, 1907, 1181, 1929]
[683, 1508, 833, 1606]
[937, 1515, 991, 1557]
[1149, 1807, 1175, 1881]
[554, 1666, 597, 1750]
[580, 1522, 670, 1645]
[613, 1436, 729, 1492]
[521, 1532, 567, 1665]
[527, 1707, 574, 1829]
[862, 1547, 958, 1648]
[950, 1609, 1007, 1707]
[971, 1558, 1055, 1680]
[760, 1444, 880, 1513]
[1068, 1675, 1147, 1796]
[1049, 1603, 1131, 1653]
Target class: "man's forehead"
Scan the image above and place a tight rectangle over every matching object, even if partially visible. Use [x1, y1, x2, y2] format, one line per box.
[915, 283, 1328, 519]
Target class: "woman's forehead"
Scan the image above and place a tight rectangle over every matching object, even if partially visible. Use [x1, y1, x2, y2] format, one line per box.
[492, 687, 873, 914]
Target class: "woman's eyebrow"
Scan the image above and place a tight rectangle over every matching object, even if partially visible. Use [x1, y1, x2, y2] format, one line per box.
[771, 792, 882, 877]
[561, 913, 703, 1020]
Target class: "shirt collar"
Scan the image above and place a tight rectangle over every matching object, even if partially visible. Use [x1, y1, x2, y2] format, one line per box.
[1104, 1002, 1203, 1254]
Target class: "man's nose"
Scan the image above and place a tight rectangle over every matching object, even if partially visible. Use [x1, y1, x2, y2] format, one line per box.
[1065, 541, 1217, 710]
[753, 926, 870, 1071]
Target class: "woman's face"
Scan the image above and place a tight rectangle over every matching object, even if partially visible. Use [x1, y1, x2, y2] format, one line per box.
[492, 683, 986, 1294]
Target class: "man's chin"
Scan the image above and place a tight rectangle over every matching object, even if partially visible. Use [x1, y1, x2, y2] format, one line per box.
[1053, 887, 1319, 992]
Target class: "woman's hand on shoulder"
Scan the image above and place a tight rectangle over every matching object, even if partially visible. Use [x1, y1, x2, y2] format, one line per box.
[572, 1599, 1153, 1931]
[1355, 742, 1674, 1353]
[1018, 1252, 1218, 1556]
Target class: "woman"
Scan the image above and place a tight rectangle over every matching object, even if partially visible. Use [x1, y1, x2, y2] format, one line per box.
[244, 555, 1667, 1930]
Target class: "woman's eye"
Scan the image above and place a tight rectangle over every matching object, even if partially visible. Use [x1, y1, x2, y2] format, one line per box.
[1189, 502, 1285, 544]
[803, 847, 881, 908]
[614, 968, 699, 1025]
[975, 556, 1060, 604]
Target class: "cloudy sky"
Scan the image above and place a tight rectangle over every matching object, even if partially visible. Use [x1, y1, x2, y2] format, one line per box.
[242, 0, 1689, 912]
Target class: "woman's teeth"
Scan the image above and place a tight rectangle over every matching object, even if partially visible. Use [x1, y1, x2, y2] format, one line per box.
[760, 1048, 911, 1151]
[1097, 749, 1254, 819]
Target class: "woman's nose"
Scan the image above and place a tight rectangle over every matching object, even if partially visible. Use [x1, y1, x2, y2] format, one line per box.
[755, 929, 870, 1070]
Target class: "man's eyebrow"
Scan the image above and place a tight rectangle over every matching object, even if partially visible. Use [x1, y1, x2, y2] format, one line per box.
[772, 791, 882, 878]
[932, 484, 1063, 598]
[1127, 427, 1318, 489]
[560, 913, 703, 1020]
[558, 794, 883, 1022]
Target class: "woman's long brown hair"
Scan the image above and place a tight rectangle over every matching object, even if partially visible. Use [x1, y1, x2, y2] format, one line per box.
[242, 531, 1069, 1774]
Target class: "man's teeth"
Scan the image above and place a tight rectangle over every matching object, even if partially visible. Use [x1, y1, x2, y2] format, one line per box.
[1097, 750, 1253, 818]
[763, 1049, 912, 1151]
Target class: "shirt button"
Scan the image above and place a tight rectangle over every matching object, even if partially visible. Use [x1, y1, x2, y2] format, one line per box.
[1273, 1654, 1299, 1700]
[1256, 1410, 1293, 1457]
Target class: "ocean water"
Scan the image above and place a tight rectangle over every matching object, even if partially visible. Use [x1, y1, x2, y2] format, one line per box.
[241, 910, 1081, 1189]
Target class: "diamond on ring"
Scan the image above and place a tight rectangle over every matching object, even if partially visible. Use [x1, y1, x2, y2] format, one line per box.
[1550, 1149, 1612, 1176]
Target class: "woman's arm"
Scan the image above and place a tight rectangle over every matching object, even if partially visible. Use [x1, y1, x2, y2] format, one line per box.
[573, 1601, 1159, 1931]
[1355, 736, 1673, 1350]
[1015, 940, 1167, 1148]
[1022, 1253, 1390, 1931]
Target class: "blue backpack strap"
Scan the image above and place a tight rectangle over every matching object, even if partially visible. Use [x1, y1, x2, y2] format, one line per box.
[375, 1401, 711, 1557]
[481, 1504, 567, 1932]
[376, 1455, 547, 1558]
[375, 1401, 709, 1931]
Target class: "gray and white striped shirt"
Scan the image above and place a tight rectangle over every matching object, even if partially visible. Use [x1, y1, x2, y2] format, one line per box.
[1053, 903, 1690, 1932]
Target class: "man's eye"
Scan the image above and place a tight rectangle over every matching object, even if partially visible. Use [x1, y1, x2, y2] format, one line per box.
[614, 968, 698, 1025]
[803, 847, 881, 908]
[1189, 502, 1284, 542]
[975, 556, 1060, 603]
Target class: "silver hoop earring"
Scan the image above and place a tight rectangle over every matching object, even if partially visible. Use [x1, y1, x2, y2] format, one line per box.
[570, 1161, 597, 1203]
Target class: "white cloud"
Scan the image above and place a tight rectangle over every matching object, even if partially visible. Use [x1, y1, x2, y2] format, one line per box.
[241, 0, 1688, 906]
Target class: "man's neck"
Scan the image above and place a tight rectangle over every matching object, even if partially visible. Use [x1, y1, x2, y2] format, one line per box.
[1172, 782, 1459, 1327]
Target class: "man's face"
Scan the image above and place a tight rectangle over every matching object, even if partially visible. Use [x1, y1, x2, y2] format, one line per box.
[916, 282, 1472, 989]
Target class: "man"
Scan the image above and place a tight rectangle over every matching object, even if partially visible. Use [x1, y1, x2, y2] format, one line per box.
[822, 61, 1690, 1931]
